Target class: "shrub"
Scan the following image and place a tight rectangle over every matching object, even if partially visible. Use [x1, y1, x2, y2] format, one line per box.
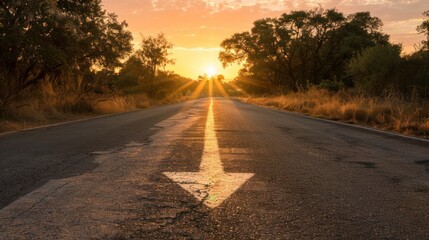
[348, 44, 401, 96]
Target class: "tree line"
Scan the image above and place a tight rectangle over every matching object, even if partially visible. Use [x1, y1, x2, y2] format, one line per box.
[2, 2, 428, 118]
[0, 0, 132, 108]
[219, 8, 429, 98]
[0, 0, 197, 116]
[116, 33, 198, 99]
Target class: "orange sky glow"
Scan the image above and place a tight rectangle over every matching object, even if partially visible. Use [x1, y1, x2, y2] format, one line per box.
[102, 0, 428, 80]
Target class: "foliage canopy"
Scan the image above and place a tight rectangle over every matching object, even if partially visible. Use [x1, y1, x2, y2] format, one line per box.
[0, 0, 133, 107]
[219, 8, 388, 93]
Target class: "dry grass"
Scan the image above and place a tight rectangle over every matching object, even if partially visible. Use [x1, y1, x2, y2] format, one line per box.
[0, 87, 192, 133]
[241, 88, 429, 138]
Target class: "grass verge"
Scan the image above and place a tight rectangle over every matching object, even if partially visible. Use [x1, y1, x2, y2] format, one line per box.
[240, 88, 429, 138]
[0, 93, 191, 134]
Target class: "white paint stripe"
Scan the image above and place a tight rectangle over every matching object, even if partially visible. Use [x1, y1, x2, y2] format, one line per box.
[163, 98, 254, 208]
[200, 99, 223, 175]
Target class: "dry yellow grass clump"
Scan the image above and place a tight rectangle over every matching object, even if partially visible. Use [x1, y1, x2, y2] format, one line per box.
[242, 88, 429, 138]
[0, 89, 191, 133]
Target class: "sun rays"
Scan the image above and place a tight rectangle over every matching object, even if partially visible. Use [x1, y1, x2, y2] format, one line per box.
[163, 73, 233, 102]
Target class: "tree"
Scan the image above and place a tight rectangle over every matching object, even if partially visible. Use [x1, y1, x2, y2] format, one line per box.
[117, 56, 146, 91]
[393, 10, 429, 98]
[417, 10, 429, 50]
[0, 0, 133, 109]
[219, 8, 388, 93]
[348, 44, 401, 95]
[396, 52, 429, 97]
[153, 71, 198, 98]
[134, 33, 175, 97]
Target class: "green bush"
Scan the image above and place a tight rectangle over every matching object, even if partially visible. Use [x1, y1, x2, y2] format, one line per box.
[348, 44, 401, 96]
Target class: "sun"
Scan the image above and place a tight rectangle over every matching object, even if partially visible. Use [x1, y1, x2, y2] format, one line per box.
[205, 65, 217, 77]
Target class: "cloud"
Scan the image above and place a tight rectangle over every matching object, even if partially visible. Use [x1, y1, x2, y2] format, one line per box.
[103, 0, 428, 50]
[102, 0, 428, 77]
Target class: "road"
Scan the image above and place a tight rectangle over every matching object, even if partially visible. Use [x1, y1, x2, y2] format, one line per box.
[0, 98, 428, 239]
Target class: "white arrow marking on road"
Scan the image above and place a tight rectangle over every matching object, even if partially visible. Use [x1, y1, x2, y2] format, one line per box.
[163, 99, 254, 208]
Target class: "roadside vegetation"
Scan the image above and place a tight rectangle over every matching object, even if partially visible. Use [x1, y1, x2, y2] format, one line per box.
[1, 2, 429, 137]
[220, 9, 429, 138]
[241, 89, 429, 137]
[0, 1, 203, 133]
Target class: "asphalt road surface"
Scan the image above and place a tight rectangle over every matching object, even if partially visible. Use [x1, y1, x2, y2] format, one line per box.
[1, 98, 428, 239]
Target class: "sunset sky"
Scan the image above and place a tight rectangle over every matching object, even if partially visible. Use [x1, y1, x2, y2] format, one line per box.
[102, 0, 428, 80]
